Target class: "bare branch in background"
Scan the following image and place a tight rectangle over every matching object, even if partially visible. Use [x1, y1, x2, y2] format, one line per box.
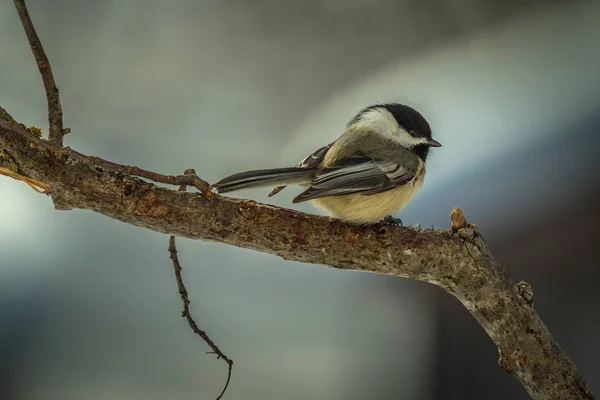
[168, 170, 233, 400]
[0, 3, 595, 400]
[13, 0, 69, 146]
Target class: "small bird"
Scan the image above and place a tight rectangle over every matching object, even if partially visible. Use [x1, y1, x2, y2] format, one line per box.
[213, 103, 441, 225]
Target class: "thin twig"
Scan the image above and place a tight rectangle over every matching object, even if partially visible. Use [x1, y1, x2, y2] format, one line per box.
[0, 166, 50, 193]
[168, 170, 233, 400]
[85, 155, 211, 193]
[13, 0, 68, 146]
[0, 116, 209, 193]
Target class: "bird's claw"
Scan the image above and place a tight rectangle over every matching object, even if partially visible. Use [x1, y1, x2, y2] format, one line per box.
[376, 215, 403, 234]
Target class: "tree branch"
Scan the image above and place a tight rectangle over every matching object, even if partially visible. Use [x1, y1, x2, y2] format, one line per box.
[0, 111, 595, 400]
[13, 0, 68, 146]
[169, 171, 233, 400]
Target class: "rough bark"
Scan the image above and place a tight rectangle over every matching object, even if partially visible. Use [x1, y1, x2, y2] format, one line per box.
[0, 111, 594, 400]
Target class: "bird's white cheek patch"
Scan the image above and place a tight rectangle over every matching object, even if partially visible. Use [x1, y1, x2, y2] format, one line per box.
[353, 108, 400, 140]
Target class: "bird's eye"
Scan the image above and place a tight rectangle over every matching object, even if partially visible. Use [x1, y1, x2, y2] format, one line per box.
[409, 130, 417, 136]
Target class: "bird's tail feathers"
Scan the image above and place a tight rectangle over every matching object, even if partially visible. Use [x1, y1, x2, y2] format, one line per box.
[214, 167, 313, 194]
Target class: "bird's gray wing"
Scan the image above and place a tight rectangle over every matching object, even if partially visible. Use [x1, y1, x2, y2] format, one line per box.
[268, 142, 333, 197]
[297, 142, 334, 168]
[292, 153, 415, 203]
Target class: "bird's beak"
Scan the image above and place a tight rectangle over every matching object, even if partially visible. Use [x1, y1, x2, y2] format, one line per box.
[426, 138, 442, 147]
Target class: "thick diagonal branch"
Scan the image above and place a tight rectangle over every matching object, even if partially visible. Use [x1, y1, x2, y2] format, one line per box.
[0, 111, 594, 400]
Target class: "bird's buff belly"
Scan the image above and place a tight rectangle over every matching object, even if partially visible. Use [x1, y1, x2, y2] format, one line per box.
[310, 177, 424, 224]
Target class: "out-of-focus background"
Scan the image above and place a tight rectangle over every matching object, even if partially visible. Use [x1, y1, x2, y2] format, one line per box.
[1, 0, 599, 399]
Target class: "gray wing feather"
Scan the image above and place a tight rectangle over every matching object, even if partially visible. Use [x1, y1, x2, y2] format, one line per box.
[268, 142, 333, 197]
[297, 143, 333, 168]
[292, 154, 415, 203]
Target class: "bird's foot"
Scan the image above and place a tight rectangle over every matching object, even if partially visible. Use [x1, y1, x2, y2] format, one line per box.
[376, 215, 403, 234]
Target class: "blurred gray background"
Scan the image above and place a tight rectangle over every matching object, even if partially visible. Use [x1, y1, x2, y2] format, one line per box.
[1, 0, 599, 399]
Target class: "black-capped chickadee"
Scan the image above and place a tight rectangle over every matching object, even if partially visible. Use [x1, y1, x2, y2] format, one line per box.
[214, 103, 441, 224]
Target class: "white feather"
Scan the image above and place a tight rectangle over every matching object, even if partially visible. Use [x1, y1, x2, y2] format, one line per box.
[351, 107, 429, 148]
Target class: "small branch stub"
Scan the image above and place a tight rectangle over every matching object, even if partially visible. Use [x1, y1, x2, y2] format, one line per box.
[518, 281, 535, 306]
[451, 207, 467, 230]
